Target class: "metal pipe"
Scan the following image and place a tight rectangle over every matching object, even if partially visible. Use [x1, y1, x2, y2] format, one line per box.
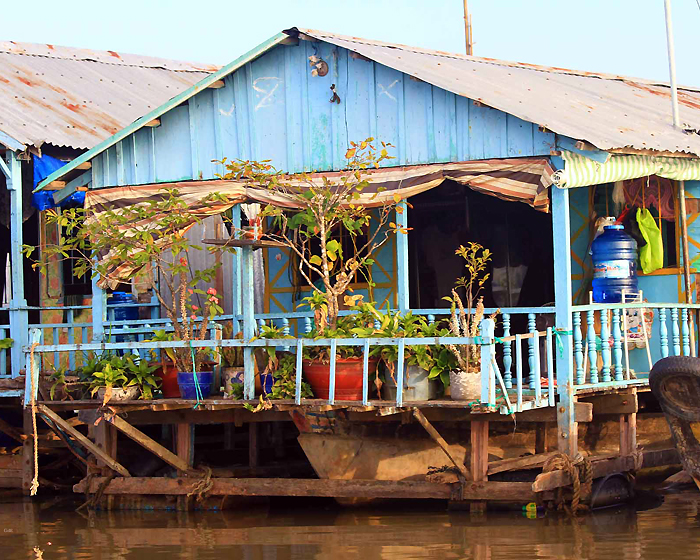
[678, 180, 696, 354]
[664, 0, 681, 128]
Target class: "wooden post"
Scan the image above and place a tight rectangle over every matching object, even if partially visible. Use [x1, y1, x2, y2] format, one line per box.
[470, 420, 489, 512]
[551, 185, 577, 456]
[413, 408, 471, 480]
[223, 424, 235, 450]
[21, 410, 34, 494]
[176, 424, 195, 475]
[535, 423, 549, 454]
[620, 414, 637, 456]
[94, 420, 118, 476]
[249, 422, 258, 468]
[396, 203, 409, 312]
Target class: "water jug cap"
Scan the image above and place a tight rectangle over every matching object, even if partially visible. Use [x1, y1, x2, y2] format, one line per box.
[604, 225, 623, 230]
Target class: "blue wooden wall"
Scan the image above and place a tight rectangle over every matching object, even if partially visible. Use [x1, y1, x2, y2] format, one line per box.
[90, 40, 555, 188]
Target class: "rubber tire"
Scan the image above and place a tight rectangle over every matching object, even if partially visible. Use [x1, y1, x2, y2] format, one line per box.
[649, 356, 700, 422]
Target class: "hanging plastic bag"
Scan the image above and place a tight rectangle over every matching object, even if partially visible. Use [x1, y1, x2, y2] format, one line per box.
[636, 207, 663, 274]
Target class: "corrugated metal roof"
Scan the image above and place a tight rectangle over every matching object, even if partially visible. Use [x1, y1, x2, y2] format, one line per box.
[296, 28, 700, 157]
[0, 40, 218, 150]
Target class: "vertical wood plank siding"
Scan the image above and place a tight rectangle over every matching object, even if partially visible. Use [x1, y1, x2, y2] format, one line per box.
[91, 42, 554, 188]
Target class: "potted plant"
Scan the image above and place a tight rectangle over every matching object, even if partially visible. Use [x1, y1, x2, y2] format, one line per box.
[88, 359, 135, 404]
[27, 188, 234, 401]
[38, 366, 83, 401]
[219, 139, 406, 400]
[145, 329, 179, 398]
[443, 243, 495, 401]
[220, 323, 245, 398]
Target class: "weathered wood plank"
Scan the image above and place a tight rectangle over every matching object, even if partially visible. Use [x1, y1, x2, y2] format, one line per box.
[487, 452, 557, 476]
[585, 392, 638, 415]
[413, 408, 471, 480]
[73, 477, 535, 501]
[0, 416, 25, 442]
[104, 413, 195, 475]
[36, 405, 130, 478]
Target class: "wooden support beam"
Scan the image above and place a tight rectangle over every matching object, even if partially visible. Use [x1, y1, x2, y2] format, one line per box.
[75, 161, 91, 170]
[532, 448, 679, 493]
[21, 411, 34, 493]
[104, 413, 196, 476]
[249, 422, 258, 468]
[535, 423, 549, 454]
[586, 392, 638, 415]
[413, 408, 471, 480]
[470, 420, 489, 512]
[74, 477, 536, 502]
[0, 416, 25, 443]
[93, 420, 118, 476]
[36, 405, 130, 478]
[145, 119, 161, 128]
[43, 181, 66, 191]
[175, 424, 194, 476]
[487, 452, 557, 476]
[620, 413, 637, 456]
[207, 80, 225, 89]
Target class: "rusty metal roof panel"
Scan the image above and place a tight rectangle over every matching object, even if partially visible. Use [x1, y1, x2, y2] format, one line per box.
[0, 40, 217, 150]
[297, 28, 700, 157]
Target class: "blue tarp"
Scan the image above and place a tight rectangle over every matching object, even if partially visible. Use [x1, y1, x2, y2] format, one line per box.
[31, 154, 85, 209]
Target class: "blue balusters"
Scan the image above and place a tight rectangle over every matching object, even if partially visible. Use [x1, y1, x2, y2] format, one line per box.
[587, 310, 598, 385]
[515, 334, 523, 412]
[573, 312, 584, 385]
[294, 339, 303, 405]
[427, 314, 435, 326]
[282, 318, 290, 351]
[600, 310, 611, 382]
[682, 308, 690, 356]
[303, 317, 312, 334]
[257, 318, 265, 334]
[527, 313, 536, 389]
[503, 313, 512, 389]
[672, 308, 681, 356]
[612, 309, 623, 381]
[659, 308, 669, 358]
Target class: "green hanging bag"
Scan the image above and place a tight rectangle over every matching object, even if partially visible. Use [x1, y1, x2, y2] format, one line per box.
[636, 207, 664, 274]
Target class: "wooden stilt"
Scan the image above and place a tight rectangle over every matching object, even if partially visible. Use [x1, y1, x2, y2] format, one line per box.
[103, 413, 194, 475]
[535, 423, 549, 454]
[249, 422, 258, 468]
[470, 420, 489, 512]
[176, 424, 194, 475]
[620, 413, 637, 456]
[223, 424, 235, 450]
[94, 420, 118, 476]
[37, 404, 130, 478]
[21, 410, 34, 494]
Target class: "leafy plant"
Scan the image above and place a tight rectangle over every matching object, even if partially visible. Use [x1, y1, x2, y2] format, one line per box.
[24, 188, 233, 373]
[220, 323, 244, 368]
[47, 366, 69, 400]
[218, 139, 407, 333]
[122, 355, 161, 400]
[144, 329, 177, 365]
[442, 243, 495, 371]
[0, 338, 13, 349]
[89, 361, 129, 404]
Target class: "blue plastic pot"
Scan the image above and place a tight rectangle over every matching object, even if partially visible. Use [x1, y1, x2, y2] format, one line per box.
[177, 371, 213, 399]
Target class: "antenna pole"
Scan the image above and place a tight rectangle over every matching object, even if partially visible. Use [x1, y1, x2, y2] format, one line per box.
[463, 0, 473, 55]
[664, 0, 681, 127]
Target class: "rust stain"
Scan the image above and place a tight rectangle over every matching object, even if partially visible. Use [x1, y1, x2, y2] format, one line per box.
[60, 100, 83, 113]
[17, 77, 34, 87]
[107, 51, 122, 59]
[47, 44, 55, 50]
[625, 80, 700, 111]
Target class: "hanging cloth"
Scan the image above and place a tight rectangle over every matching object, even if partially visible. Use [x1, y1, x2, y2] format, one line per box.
[636, 207, 664, 274]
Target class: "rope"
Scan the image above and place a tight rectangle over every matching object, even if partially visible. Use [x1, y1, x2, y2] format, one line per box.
[29, 341, 40, 496]
[187, 465, 214, 503]
[187, 339, 203, 409]
[76, 471, 115, 512]
[554, 329, 573, 358]
[541, 453, 592, 515]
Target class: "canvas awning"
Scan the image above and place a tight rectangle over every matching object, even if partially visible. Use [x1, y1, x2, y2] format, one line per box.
[86, 157, 554, 286]
[552, 150, 700, 189]
[86, 157, 554, 215]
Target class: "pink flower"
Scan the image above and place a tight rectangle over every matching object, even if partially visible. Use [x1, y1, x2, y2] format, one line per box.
[187, 289, 193, 295]
[190, 314, 196, 320]
[210, 297, 219, 304]
[207, 287, 217, 295]
[191, 305, 199, 311]
[180, 257, 188, 266]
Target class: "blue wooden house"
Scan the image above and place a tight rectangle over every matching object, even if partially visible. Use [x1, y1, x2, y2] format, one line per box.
[15, 28, 700, 502]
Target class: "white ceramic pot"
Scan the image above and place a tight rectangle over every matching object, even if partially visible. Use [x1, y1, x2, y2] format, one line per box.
[97, 385, 140, 402]
[449, 370, 481, 401]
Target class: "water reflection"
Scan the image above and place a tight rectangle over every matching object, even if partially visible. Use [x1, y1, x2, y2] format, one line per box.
[0, 493, 698, 560]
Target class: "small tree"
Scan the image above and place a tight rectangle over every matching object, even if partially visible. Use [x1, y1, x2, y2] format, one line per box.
[25, 189, 230, 373]
[443, 243, 493, 371]
[219, 139, 408, 332]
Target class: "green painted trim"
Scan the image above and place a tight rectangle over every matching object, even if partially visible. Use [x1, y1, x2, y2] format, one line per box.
[35, 32, 289, 192]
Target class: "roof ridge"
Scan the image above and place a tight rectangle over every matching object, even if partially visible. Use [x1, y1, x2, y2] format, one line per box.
[0, 40, 219, 73]
[294, 27, 700, 92]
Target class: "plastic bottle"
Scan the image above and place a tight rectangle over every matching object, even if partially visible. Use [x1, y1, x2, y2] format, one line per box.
[591, 225, 638, 303]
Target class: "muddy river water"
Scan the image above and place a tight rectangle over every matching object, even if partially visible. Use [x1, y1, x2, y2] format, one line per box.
[0, 492, 698, 559]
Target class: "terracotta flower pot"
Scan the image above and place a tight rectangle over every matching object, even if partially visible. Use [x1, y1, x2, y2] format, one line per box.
[303, 358, 378, 401]
[154, 361, 180, 398]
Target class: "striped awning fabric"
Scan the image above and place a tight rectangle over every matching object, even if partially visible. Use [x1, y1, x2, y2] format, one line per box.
[86, 157, 554, 285]
[552, 150, 700, 189]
